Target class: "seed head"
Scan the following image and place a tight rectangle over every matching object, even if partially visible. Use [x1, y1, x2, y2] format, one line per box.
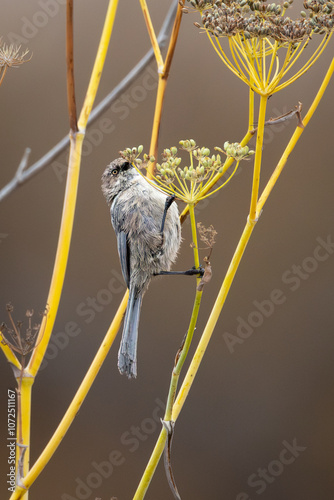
[0, 43, 31, 68]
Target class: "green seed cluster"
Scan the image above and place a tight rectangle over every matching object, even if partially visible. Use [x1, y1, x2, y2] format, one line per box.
[154, 141, 225, 184]
[189, 0, 334, 42]
[120, 145, 144, 163]
[221, 141, 255, 160]
[179, 139, 198, 151]
[120, 146, 155, 170]
[156, 148, 182, 184]
[120, 140, 253, 190]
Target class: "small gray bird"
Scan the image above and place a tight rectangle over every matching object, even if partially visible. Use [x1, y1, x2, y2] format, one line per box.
[102, 158, 181, 378]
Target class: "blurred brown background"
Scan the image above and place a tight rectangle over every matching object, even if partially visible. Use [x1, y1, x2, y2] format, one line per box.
[1, 1, 334, 499]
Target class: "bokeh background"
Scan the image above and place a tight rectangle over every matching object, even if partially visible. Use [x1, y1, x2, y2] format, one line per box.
[1, 1, 334, 499]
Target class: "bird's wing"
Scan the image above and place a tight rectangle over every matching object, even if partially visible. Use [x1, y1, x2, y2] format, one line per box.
[117, 230, 130, 289]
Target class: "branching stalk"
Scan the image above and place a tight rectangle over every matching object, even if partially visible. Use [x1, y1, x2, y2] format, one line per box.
[172, 53, 334, 412]
[139, 0, 164, 71]
[9, 292, 128, 500]
[0, 2, 177, 203]
[27, 0, 119, 378]
[3, 3, 333, 499]
[134, 53, 334, 500]
[7, 3, 120, 499]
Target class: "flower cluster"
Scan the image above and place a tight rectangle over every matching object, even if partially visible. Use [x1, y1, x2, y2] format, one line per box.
[120, 140, 252, 204]
[158, 141, 225, 184]
[186, 0, 333, 95]
[189, 0, 334, 41]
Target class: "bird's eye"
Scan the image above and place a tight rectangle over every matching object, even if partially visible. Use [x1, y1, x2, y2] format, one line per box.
[111, 168, 119, 176]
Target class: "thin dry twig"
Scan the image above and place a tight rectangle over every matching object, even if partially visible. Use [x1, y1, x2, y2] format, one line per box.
[196, 222, 216, 291]
[0, 42, 31, 87]
[0, 304, 47, 358]
[251, 102, 304, 134]
[66, 0, 78, 132]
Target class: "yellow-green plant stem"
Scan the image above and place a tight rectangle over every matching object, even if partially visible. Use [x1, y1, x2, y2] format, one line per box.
[172, 217, 255, 420]
[134, 205, 203, 499]
[205, 26, 332, 96]
[9, 292, 128, 500]
[249, 94, 267, 221]
[134, 219, 254, 500]
[27, 0, 119, 378]
[189, 203, 200, 271]
[133, 427, 167, 500]
[27, 132, 84, 376]
[10, 130, 84, 500]
[171, 55, 334, 411]
[249, 87, 254, 130]
[78, 0, 119, 128]
[174, 51, 334, 434]
[164, 289, 202, 423]
[164, 203, 201, 421]
[134, 54, 334, 500]
[134, 211, 256, 500]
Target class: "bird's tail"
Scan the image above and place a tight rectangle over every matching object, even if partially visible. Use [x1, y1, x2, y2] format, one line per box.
[118, 285, 142, 378]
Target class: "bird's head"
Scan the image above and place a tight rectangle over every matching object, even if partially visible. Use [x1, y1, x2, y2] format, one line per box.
[101, 158, 139, 205]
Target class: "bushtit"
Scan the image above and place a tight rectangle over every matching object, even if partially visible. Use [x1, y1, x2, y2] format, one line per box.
[101, 158, 181, 378]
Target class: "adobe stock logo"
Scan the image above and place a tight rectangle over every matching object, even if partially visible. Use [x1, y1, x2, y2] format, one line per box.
[223, 235, 334, 353]
[6, 0, 66, 45]
[236, 438, 306, 499]
[61, 398, 165, 500]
